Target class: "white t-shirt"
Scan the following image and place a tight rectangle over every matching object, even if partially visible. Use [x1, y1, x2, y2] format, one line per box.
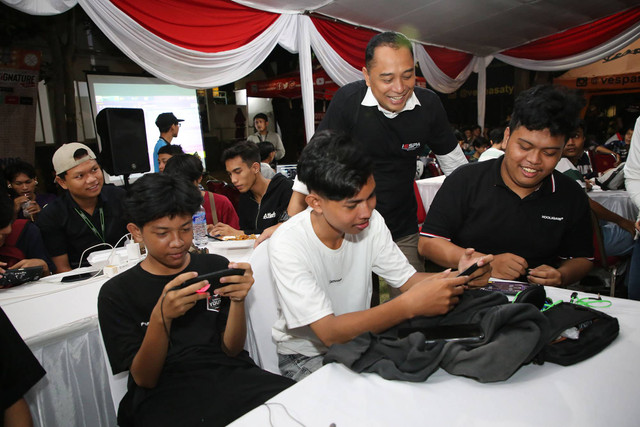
[260, 162, 275, 179]
[270, 209, 416, 357]
[292, 175, 308, 195]
[555, 157, 578, 174]
[478, 147, 504, 162]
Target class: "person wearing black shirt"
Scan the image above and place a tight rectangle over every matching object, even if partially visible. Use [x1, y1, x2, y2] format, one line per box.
[419, 85, 593, 287]
[98, 174, 292, 426]
[211, 141, 292, 236]
[36, 143, 127, 272]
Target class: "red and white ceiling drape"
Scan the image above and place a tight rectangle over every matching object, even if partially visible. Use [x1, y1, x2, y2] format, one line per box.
[2, 0, 640, 138]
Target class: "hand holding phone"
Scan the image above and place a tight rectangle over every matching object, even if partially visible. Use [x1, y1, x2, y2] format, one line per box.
[457, 262, 480, 277]
[170, 268, 245, 292]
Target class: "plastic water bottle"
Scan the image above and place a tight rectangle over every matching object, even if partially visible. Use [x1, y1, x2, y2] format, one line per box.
[192, 206, 207, 248]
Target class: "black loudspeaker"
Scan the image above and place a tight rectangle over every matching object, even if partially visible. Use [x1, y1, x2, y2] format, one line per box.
[95, 108, 150, 176]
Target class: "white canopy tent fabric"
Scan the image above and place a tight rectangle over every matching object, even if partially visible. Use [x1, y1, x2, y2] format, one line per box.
[2, 0, 639, 138]
[1, 0, 75, 15]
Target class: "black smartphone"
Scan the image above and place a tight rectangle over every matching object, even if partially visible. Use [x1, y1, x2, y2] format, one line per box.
[398, 323, 485, 343]
[171, 268, 245, 291]
[60, 271, 101, 282]
[457, 262, 480, 277]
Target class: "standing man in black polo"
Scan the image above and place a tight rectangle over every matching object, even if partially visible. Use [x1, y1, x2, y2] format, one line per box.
[36, 143, 128, 272]
[419, 85, 593, 287]
[288, 32, 467, 277]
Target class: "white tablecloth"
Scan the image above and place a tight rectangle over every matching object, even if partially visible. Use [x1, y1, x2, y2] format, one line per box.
[0, 240, 254, 427]
[416, 175, 446, 218]
[588, 189, 639, 221]
[230, 287, 640, 427]
[0, 268, 115, 427]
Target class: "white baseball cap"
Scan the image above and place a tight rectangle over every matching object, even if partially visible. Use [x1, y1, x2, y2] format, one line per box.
[53, 142, 97, 175]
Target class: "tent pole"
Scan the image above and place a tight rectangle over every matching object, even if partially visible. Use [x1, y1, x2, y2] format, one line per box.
[298, 17, 315, 144]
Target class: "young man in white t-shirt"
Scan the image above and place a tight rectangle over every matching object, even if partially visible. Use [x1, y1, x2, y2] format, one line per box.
[269, 130, 493, 381]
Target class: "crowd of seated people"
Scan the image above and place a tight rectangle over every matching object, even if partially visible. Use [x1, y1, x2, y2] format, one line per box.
[456, 124, 504, 162]
[0, 135, 295, 280]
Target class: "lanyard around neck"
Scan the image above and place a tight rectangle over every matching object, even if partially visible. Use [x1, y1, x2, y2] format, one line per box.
[74, 207, 105, 242]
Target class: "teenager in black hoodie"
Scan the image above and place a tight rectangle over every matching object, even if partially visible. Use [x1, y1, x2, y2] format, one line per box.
[211, 141, 293, 236]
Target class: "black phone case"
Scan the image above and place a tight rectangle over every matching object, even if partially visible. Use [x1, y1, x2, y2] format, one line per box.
[60, 271, 100, 282]
[0, 266, 44, 287]
[457, 262, 480, 277]
[398, 324, 485, 342]
[173, 268, 245, 290]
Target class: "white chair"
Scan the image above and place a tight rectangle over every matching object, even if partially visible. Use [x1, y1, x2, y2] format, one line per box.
[244, 240, 280, 374]
[98, 325, 129, 414]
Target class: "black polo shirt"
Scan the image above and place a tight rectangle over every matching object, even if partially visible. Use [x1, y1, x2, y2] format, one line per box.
[317, 80, 458, 240]
[420, 157, 593, 269]
[36, 184, 127, 268]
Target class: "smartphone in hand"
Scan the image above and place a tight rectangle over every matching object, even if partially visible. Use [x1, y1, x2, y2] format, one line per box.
[170, 268, 245, 291]
[457, 262, 480, 277]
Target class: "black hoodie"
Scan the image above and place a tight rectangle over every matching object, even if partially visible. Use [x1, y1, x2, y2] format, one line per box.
[237, 173, 293, 234]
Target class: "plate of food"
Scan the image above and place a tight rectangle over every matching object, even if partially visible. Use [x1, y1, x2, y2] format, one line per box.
[208, 234, 258, 248]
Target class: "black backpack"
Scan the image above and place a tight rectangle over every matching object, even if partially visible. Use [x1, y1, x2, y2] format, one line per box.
[534, 302, 619, 366]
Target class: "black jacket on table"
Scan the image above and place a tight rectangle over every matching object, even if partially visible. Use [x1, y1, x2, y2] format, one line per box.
[237, 173, 293, 234]
[324, 290, 550, 383]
